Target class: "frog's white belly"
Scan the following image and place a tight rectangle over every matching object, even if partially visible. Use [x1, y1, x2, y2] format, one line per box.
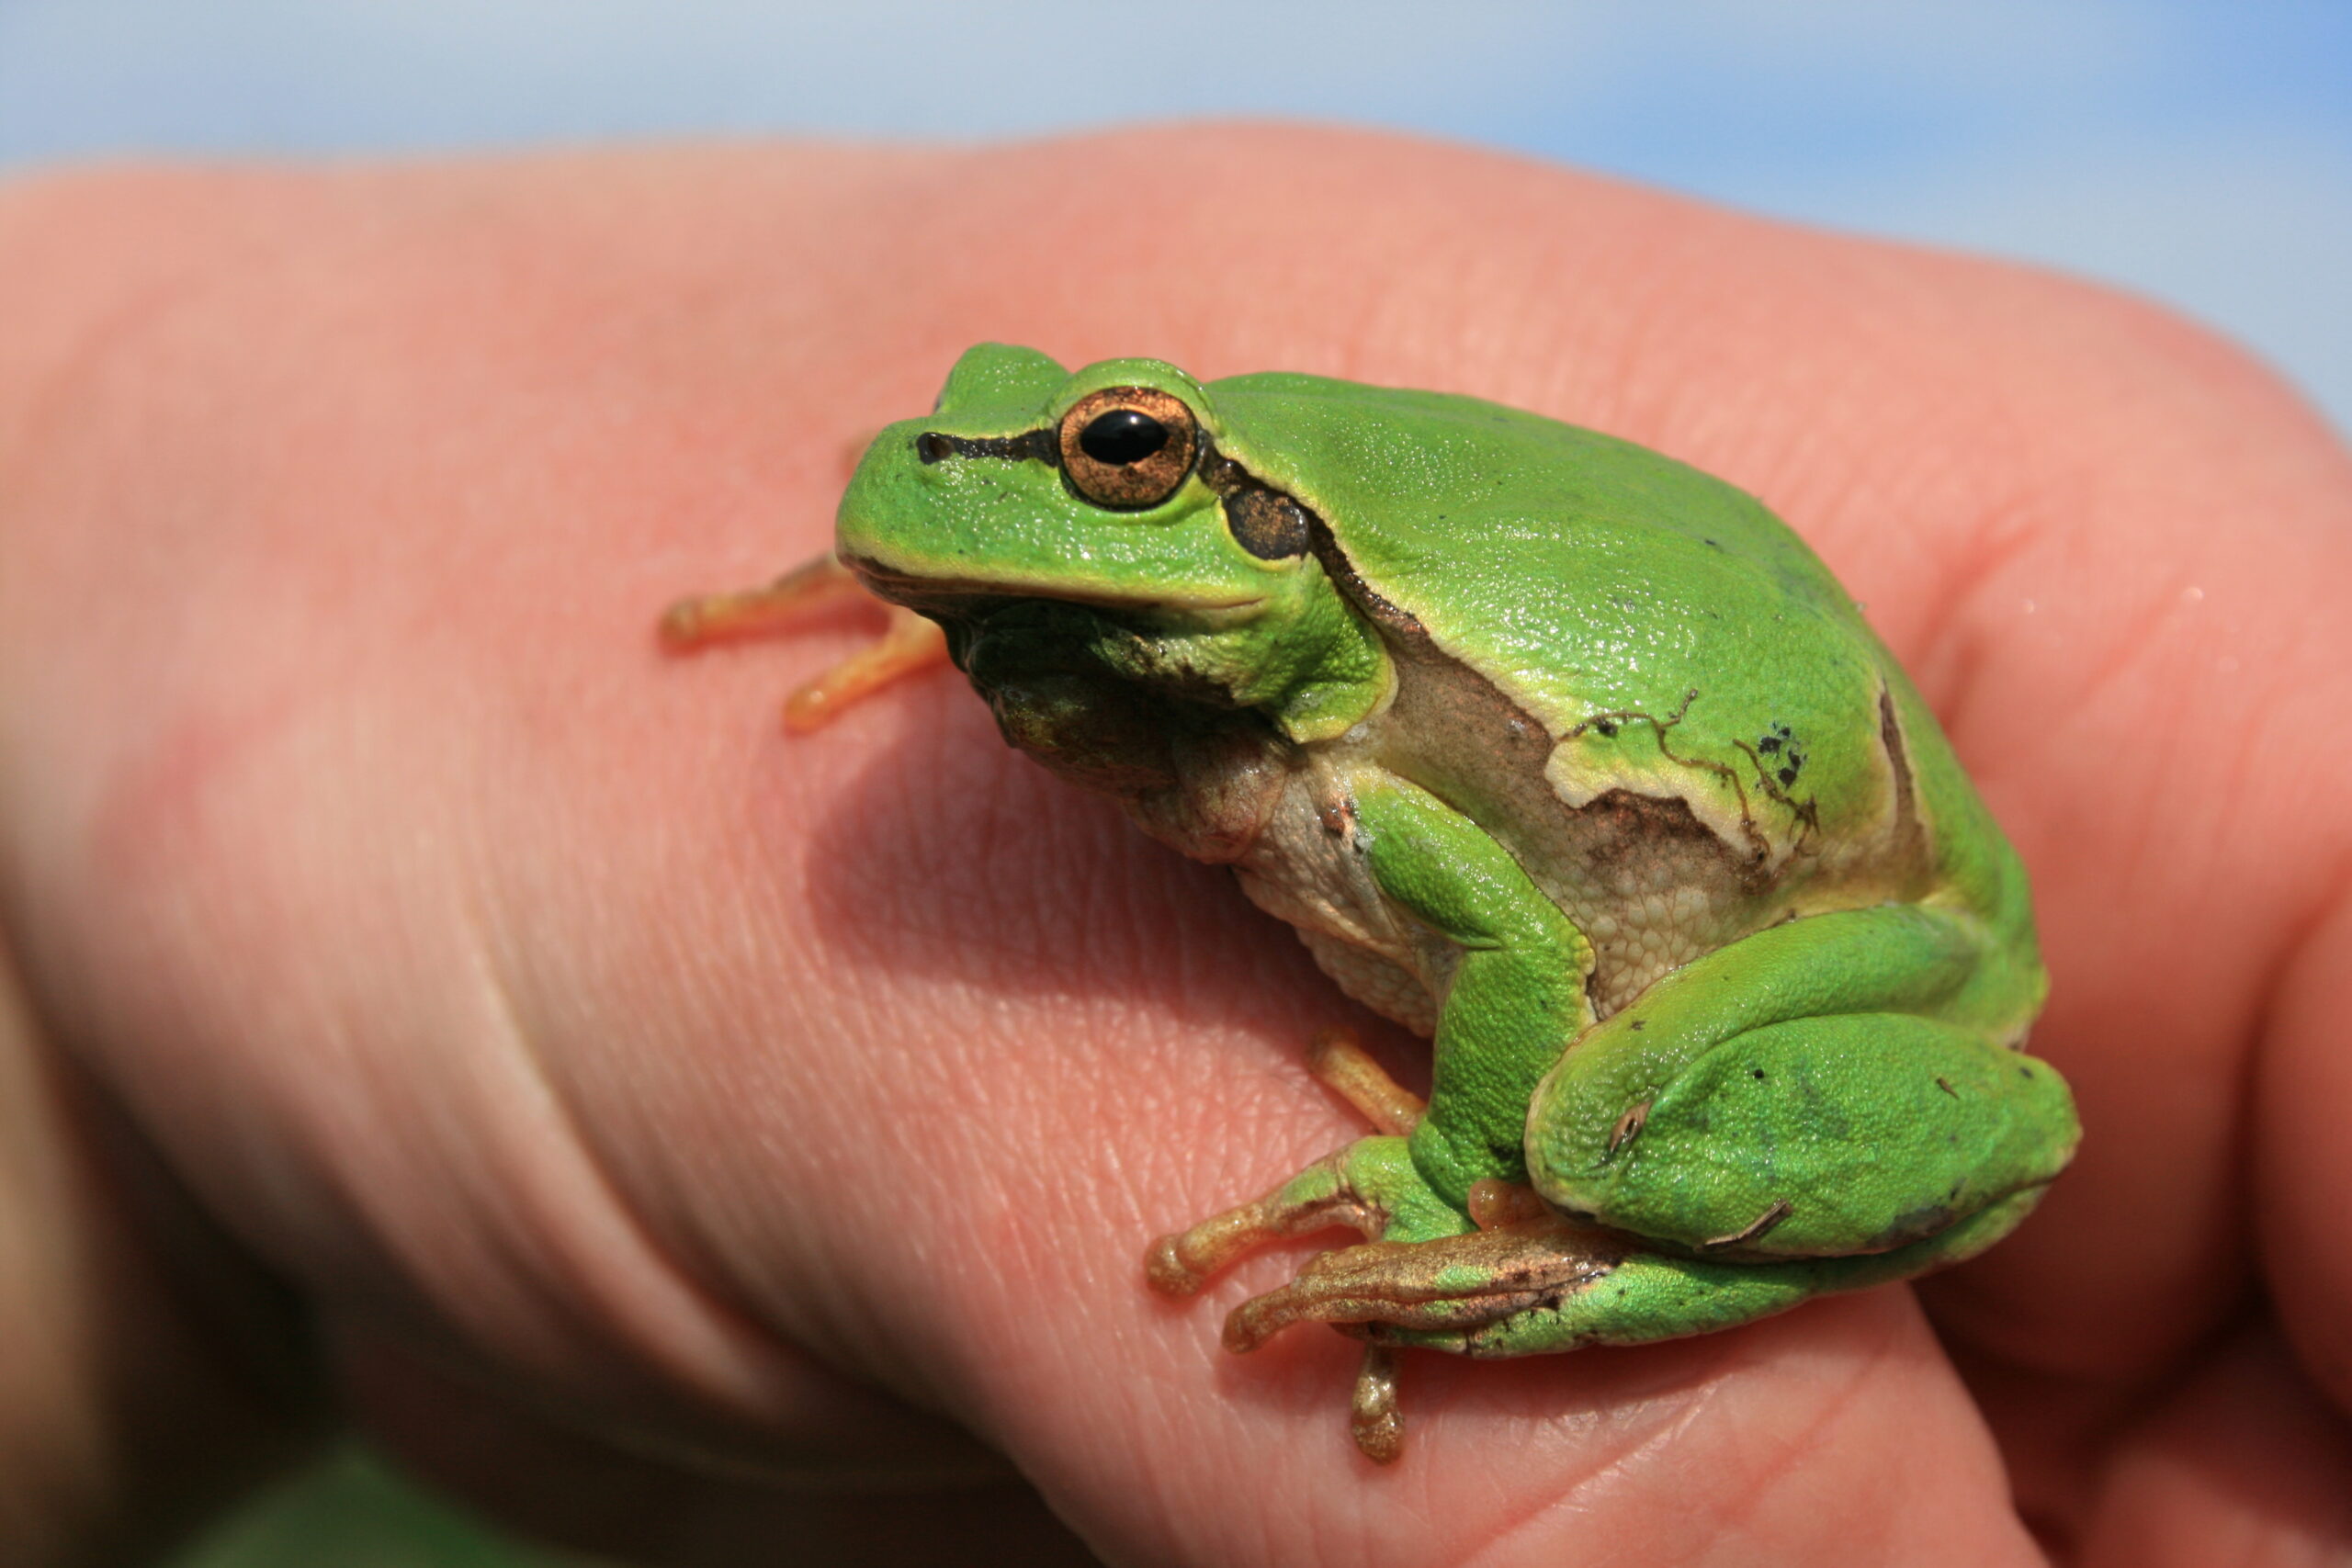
[1122, 638, 1925, 1035]
[1221, 746, 1768, 1036]
[1225, 763, 1447, 1038]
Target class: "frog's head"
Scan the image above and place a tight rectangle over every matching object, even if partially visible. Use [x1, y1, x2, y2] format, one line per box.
[837, 344, 1391, 750]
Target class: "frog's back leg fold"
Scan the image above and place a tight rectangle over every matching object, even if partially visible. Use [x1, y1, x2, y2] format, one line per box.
[1528, 903, 2075, 1261]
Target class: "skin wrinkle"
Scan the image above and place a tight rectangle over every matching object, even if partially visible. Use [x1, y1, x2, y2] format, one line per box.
[445, 874, 852, 1438]
[469, 1014, 1019, 1480]
[1871, 491, 2046, 724]
[2058, 569, 2257, 753]
[1455, 1323, 1907, 1568]
[1663, 1335, 1910, 1567]
[1643, 252, 1907, 484]
[2153, 673, 2328, 925]
[1582, 265, 1705, 447]
[1455, 1368, 1727, 1568]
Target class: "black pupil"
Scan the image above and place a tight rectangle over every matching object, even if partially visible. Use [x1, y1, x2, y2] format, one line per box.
[1079, 408, 1170, 466]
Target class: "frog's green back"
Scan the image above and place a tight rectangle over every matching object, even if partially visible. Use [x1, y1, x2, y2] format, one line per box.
[1207, 372, 1912, 879]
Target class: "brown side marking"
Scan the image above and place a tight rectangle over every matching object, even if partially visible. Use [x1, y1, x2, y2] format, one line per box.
[1202, 445, 1430, 641]
[1606, 1100, 1651, 1156]
[1702, 1197, 1794, 1250]
[1304, 515, 1428, 641]
[1566, 691, 1807, 873]
[1878, 682, 1925, 858]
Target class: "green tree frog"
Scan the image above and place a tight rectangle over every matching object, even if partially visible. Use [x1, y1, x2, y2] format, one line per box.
[666, 344, 2078, 1462]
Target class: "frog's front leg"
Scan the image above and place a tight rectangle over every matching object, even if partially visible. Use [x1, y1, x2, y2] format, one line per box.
[1151, 773, 1597, 1262]
[1148, 778, 1600, 1457]
[1151, 775, 1597, 1276]
[660, 553, 948, 728]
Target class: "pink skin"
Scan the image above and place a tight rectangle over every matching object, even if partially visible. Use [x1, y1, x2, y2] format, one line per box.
[1, 128, 2348, 1566]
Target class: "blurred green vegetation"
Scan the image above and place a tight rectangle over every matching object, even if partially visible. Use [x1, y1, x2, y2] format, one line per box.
[173, 1445, 594, 1568]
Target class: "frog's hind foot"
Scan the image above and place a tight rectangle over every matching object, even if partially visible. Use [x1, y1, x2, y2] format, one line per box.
[1222, 1216, 1629, 1353]
[1220, 1217, 1628, 1466]
[658, 552, 947, 730]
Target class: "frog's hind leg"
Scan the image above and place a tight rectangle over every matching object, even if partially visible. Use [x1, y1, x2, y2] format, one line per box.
[1232, 1184, 2043, 1361]
[1525, 903, 2077, 1269]
[1195, 896, 2072, 1462]
[659, 553, 947, 729]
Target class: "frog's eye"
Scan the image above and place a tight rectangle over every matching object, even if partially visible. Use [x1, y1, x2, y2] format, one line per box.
[1058, 387, 1198, 510]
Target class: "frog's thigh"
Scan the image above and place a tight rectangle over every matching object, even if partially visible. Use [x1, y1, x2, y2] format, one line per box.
[1351, 780, 1594, 1208]
[1530, 907, 2078, 1258]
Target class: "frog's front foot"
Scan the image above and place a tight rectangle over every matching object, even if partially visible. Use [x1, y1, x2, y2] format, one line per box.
[1146, 1030, 1435, 1299]
[1148, 1031, 1504, 1462]
[659, 552, 947, 729]
[1148, 1125, 1630, 1464]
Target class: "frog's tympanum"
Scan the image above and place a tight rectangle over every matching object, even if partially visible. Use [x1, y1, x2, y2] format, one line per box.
[665, 345, 2078, 1462]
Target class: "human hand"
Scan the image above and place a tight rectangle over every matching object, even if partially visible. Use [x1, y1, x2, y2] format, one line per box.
[2, 129, 2346, 1566]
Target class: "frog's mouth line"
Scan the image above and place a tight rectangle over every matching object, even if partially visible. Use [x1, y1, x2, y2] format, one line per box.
[841, 554, 1266, 621]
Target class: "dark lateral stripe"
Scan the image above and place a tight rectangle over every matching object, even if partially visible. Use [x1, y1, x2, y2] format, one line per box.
[1202, 441, 1429, 640]
[1305, 513, 1427, 640]
[1877, 683, 1922, 853]
[914, 429, 1059, 465]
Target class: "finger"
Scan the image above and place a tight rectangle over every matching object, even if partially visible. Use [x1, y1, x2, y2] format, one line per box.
[336, 1327, 1100, 1568]
[0, 938, 324, 1556]
[2257, 890, 2352, 1416]
[2076, 1322, 2352, 1568]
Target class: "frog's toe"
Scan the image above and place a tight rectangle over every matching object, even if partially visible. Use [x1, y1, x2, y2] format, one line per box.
[659, 551, 861, 648]
[1145, 1143, 1387, 1299]
[657, 551, 950, 729]
[780, 604, 946, 730]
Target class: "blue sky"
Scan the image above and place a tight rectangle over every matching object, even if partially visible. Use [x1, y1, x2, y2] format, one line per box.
[3, 0, 2346, 431]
